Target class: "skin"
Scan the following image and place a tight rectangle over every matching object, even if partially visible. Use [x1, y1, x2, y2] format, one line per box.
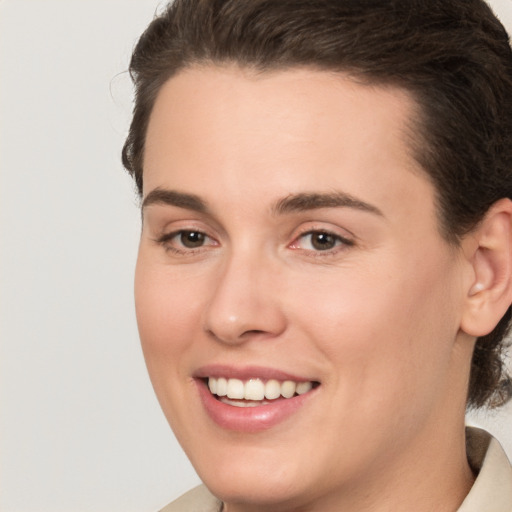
[136, 66, 490, 511]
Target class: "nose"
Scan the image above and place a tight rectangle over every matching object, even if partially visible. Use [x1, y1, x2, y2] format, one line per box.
[202, 250, 287, 345]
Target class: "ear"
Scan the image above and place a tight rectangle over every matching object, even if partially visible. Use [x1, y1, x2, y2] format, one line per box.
[460, 198, 512, 337]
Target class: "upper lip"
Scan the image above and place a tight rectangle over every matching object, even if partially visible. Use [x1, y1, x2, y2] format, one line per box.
[194, 364, 318, 383]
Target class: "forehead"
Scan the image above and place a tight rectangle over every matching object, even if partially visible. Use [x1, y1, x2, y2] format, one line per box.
[143, 65, 433, 224]
[145, 66, 421, 171]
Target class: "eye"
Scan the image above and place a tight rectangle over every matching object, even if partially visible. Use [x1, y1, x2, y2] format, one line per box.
[290, 230, 353, 252]
[178, 230, 207, 248]
[156, 229, 217, 253]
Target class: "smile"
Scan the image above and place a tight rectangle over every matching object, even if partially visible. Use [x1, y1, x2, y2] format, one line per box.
[207, 377, 315, 406]
[195, 366, 320, 431]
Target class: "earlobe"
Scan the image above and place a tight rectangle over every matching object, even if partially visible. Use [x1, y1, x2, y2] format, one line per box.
[461, 198, 512, 337]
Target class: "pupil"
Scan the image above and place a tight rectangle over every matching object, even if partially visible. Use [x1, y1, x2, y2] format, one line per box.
[181, 231, 205, 248]
[312, 232, 335, 250]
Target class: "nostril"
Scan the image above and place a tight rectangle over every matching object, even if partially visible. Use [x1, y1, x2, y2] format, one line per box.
[241, 329, 266, 336]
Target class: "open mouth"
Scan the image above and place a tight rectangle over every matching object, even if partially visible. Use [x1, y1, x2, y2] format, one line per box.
[206, 377, 320, 408]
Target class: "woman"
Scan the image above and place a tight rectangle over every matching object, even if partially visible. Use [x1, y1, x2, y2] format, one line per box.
[123, 1, 512, 510]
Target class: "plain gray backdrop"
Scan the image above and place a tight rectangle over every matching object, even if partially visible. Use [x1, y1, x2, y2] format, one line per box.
[1, 1, 511, 510]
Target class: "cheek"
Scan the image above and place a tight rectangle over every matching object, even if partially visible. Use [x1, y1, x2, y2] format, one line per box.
[134, 258, 201, 375]
[292, 250, 461, 408]
[133, 257, 211, 437]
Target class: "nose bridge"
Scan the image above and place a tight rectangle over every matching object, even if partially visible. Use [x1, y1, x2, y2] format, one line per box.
[203, 245, 285, 344]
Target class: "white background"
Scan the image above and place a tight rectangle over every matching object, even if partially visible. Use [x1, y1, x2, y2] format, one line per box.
[1, 1, 512, 511]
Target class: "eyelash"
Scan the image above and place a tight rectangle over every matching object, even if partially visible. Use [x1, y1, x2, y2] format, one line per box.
[290, 229, 355, 255]
[155, 228, 354, 257]
[156, 230, 218, 255]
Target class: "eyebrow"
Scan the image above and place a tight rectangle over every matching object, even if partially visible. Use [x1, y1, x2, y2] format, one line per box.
[272, 191, 383, 217]
[141, 188, 383, 217]
[142, 188, 208, 213]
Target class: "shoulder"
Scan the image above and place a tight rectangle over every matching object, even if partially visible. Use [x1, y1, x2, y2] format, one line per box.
[159, 485, 222, 512]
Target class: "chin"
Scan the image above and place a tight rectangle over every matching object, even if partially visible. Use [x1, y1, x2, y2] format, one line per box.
[189, 442, 325, 510]
[203, 473, 310, 511]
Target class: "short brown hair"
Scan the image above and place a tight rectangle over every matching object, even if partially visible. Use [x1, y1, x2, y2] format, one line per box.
[122, 0, 512, 408]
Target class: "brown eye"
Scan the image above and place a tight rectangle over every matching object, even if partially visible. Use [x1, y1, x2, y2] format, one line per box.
[309, 232, 337, 251]
[180, 231, 206, 248]
[156, 228, 218, 254]
[289, 229, 354, 253]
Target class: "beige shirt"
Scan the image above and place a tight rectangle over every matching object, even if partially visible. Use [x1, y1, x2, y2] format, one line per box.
[160, 428, 512, 512]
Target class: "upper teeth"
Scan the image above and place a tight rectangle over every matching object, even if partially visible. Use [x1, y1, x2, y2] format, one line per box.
[208, 377, 313, 401]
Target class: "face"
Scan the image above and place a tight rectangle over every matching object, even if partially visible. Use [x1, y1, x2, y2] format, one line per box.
[136, 66, 473, 510]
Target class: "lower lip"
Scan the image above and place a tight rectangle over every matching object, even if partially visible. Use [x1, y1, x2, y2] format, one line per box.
[196, 380, 317, 432]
